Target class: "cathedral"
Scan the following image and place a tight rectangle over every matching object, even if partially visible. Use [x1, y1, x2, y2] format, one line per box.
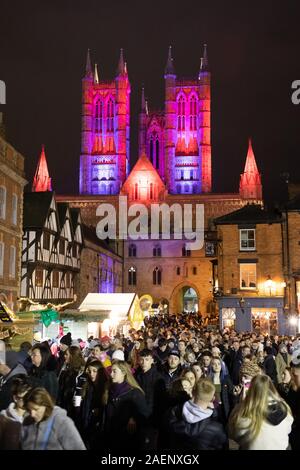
[51, 46, 263, 315]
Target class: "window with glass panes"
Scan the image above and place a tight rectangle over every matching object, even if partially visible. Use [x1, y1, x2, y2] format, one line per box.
[240, 229, 256, 251]
[240, 263, 256, 289]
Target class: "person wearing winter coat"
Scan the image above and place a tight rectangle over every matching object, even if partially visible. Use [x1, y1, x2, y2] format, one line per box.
[28, 345, 58, 401]
[207, 356, 234, 422]
[0, 360, 28, 411]
[263, 346, 278, 385]
[77, 359, 109, 450]
[104, 359, 150, 451]
[21, 387, 86, 450]
[160, 350, 184, 389]
[57, 346, 85, 419]
[162, 378, 228, 450]
[275, 343, 292, 384]
[229, 374, 293, 450]
[0, 376, 32, 449]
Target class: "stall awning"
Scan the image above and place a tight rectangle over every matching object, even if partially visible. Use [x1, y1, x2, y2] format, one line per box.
[78, 293, 138, 320]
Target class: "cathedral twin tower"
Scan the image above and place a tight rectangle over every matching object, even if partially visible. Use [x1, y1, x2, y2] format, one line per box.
[79, 46, 212, 196]
[79, 46, 262, 201]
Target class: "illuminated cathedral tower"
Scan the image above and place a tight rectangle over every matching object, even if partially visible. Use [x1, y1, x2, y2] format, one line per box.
[138, 45, 211, 193]
[164, 45, 211, 194]
[79, 49, 130, 195]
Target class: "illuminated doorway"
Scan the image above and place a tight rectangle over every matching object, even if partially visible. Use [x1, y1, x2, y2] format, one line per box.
[221, 308, 236, 330]
[182, 287, 198, 313]
[251, 308, 278, 335]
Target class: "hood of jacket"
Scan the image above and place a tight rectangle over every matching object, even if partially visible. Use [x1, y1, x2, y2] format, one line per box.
[3, 363, 27, 383]
[0, 402, 24, 423]
[182, 400, 214, 424]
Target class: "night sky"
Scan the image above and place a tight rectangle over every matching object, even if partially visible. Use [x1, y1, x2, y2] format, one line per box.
[1, 0, 300, 203]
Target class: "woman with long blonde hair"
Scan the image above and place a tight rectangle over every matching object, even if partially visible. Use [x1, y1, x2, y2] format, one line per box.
[229, 374, 293, 449]
[104, 359, 150, 451]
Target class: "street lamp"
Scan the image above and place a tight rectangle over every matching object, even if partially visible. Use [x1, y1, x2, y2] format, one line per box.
[265, 275, 274, 296]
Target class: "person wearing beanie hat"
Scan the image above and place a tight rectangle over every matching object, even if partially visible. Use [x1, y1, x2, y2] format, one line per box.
[233, 361, 262, 400]
[60, 332, 72, 351]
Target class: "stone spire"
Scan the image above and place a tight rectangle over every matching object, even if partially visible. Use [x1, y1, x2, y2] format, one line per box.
[85, 49, 93, 79]
[117, 48, 126, 75]
[141, 86, 146, 113]
[32, 145, 52, 192]
[164, 46, 175, 76]
[239, 139, 262, 200]
[94, 63, 99, 84]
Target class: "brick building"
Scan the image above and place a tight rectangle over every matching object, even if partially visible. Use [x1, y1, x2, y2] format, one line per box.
[0, 128, 27, 310]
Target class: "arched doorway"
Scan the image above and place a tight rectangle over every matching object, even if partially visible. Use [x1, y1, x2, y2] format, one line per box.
[170, 283, 200, 314]
[182, 287, 198, 313]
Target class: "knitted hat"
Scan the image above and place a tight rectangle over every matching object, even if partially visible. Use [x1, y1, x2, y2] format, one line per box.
[240, 361, 261, 378]
[60, 332, 72, 346]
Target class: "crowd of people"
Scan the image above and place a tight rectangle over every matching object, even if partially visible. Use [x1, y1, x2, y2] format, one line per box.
[0, 311, 300, 451]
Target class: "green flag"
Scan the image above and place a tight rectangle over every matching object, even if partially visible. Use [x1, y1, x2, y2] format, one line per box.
[39, 309, 59, 327]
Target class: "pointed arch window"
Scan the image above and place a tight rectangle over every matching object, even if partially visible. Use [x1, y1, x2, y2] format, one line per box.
[128, 266, 136, 286]
[106, 98, 114, 132]
[189, 95, 197, 131]
[177, 95, 186, 131]
[153, 244, 161, 257]
[129, 244, 137, 257]
[95, 99, 103, 133]
[150, 139, 153, 164]
[153, 266, 162, 285]
[149, 182, 154, 200]
[134, 183, 139, 200]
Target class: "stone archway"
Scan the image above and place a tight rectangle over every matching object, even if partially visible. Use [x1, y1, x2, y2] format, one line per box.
[169, 282, 200, 314]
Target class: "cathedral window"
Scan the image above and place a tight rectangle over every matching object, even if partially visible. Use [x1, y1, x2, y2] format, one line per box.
[134, 183, 139, 200]
[153, 266, 162, 285]
[106, 98, 114, 132]
[95, 99, 103, 133]
[156, 139, 160, 169]
[128, 266, 136, 286]
[149, 182, 154, 200]
[129, 244, 137, 257]
[150, 139, 153, 164]
[153, 245, 161, 257]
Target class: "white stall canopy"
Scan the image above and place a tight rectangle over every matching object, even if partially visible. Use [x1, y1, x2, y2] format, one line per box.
[78, 293, 139, 321]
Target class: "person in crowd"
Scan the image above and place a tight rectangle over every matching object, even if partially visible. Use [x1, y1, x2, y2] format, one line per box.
[27, 344, 58, 401]
[154, 338, 169, 366]
[77, 359, 109, 449]
[285, 356, 300, 450]
[263, 346, 278, 385]
[229, 374, 293, 450]
[163, 378, 228, 450]
[275, 343, 292, 384]
[229, 340, 243, 385]
[21, 387, 86, 450]
[0, 355, 28, 411]
[207, 356, 234, 423]
[89, 342, 112, 370]
[135, 348, 166, 449]
[161, 350, 184, 389]
[16, 342, 32, 372]
[57, 346, 85, 419]
[104, 360, 150, 451]
[0, 377, 32, 449]
[181, 368, 197, 392]
[57, 332, 72, 372]
[200, 350, 213, 377]
[233, 361, 262, 402]
[192, 361, 203, 381]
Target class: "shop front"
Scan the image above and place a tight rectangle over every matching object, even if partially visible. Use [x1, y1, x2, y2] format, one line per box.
[218, 296, 291, 335]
